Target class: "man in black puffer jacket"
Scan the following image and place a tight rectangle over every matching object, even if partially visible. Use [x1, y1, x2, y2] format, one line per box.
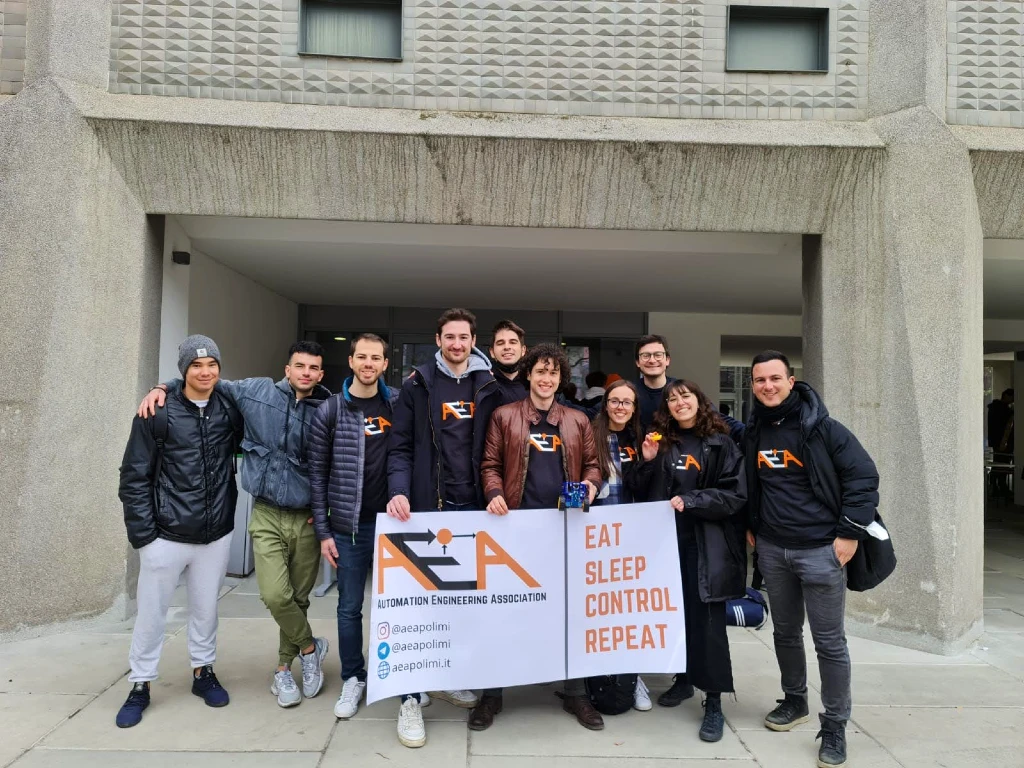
[744, 351, 879, 768]
[308, 334, 398, 721]
[117, 335, 243, 729]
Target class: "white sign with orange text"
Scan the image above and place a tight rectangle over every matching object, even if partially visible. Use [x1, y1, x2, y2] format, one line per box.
[565, 502, 687, 678]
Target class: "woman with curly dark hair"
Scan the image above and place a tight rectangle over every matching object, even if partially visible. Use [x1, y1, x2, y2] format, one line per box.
[635, 379, 747, 743]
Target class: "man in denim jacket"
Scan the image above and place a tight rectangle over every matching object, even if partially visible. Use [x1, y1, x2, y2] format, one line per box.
[139, 340, 332, 708]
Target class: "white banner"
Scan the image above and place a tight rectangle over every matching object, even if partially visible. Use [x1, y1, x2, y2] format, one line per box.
[566, 502, 687, 678]
[367, 503, 686, 704]
[368, 509, 566, 703]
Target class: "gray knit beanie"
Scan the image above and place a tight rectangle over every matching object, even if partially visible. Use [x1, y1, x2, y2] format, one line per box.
[178, 334, 221, 376]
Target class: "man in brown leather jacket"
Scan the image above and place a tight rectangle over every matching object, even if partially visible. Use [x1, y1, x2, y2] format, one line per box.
[470, 343, 603, 732]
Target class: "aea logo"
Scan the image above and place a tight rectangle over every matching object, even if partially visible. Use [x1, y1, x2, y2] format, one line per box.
[529, 433, 562, 453]
[673, 454, 701, 472]
[377, 661, 391, 680]
[377, 527, 540, 593]
[442, 401, 474, 420]
[757, 449, 804, 470]
[619, 446, 637, 464]
[365, 416, 391, 436]
[377, 642, 391, 660]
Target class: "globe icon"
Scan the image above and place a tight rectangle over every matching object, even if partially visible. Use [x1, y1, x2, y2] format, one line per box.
[377, 660, 391, 679]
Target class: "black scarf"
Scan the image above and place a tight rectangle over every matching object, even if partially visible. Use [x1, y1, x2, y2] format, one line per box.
[753, 389, 802, 425]
[493, 359, 520, 377]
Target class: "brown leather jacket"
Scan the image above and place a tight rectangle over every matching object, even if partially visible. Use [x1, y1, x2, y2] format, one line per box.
[482, 398, 602, 510]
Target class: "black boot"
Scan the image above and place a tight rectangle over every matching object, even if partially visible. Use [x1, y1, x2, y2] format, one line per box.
[699, 694, 724, 742]
[657, 675, 695, 707]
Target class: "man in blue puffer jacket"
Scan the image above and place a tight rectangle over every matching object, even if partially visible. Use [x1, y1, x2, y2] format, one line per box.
[307, 333, 397, 722]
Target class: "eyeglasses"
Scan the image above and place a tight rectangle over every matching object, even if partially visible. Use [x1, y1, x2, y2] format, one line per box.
[607, 398, 635, 409]
[638, 352, 666, 361]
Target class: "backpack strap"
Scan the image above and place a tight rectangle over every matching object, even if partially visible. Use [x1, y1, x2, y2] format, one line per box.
[327, 395, 340, 443]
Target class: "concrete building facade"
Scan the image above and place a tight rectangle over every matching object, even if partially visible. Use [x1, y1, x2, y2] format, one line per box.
[2, 0, 1023, 655]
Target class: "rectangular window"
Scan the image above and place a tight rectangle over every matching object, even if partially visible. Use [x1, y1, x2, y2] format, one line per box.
[301, 0, 402, 61]
[726, 5, 829, 73]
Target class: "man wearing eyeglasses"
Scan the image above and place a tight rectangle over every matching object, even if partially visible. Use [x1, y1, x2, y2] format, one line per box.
[635, 335, 745, 442]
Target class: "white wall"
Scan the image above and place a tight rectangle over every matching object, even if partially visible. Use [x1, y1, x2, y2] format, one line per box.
[648, 313, 802, 405]
[187, 250, 298, 381]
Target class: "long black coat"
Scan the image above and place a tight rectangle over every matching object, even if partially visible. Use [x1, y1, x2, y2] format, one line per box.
[637, 431, 748, 603]
[119, 390, 242, 549]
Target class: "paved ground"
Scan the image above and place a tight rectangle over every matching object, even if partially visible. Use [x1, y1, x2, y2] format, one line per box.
[4, 511, 1024, 768]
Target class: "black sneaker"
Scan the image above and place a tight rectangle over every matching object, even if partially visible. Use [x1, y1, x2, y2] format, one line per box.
[192, 665, 230, 708]
[699, 696, 725, 742]
[763, 694, 810, 731]
[816, 725, 847, 767]
[115, 682, 150, 728]
[657, 676, 695, 707]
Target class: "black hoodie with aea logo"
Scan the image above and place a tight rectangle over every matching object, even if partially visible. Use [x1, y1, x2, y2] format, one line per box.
[744, 382, 880, 549]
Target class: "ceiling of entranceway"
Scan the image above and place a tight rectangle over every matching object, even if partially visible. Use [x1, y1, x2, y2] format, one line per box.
[176, 216, 803, 314]
[176, 217, 1024, 318]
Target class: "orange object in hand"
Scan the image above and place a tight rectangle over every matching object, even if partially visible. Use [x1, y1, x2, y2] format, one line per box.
[650, 432, 662, 442]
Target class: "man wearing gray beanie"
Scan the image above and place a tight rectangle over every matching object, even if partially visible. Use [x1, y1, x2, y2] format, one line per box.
[137, 339, 333, 710]
[117, 335, 242, 727]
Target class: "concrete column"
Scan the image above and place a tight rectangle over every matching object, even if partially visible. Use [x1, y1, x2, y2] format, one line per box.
[648, 313, 722, 405]
[805, 106, 985, 653]
[0, 81, 162, 632]
[24, 0, 110, 89]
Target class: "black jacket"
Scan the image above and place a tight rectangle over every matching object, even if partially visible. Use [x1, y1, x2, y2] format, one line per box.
[493, 373, 528, 406]
[308, 378, 398, 539]
[119, 390, 243, 549]
[744, 382, 879, 542]
[387, 360, 501, 511]
[637, 432, 748, 603]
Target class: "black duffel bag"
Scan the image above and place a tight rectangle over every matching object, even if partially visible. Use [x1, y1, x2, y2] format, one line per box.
[846, 512, 897, 592]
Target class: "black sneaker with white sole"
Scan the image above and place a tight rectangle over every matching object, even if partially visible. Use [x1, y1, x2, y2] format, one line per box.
[763, 694, 810, 731]
[816, 725, 847, 767]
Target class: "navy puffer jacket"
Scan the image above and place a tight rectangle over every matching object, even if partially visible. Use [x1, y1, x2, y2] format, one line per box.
[308, 378, 397, 539]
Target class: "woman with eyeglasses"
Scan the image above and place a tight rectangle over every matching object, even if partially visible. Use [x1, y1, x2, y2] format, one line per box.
[590, 380, 652, 711]
[636, 379, 747, 743]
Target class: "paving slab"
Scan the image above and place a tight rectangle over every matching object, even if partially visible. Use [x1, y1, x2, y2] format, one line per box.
[970, 631, 1024, 682]
[841, 662, 1024, 707]
[466, 682, 750, 759]
[983, 607, 1024, 633]
[1, 693, 92, 767]
[0, 633, 133, 694]
[11, 750, 321, 768]
[326, 719, 467, 767]
[41, 619, 339, 752]
[470, 759, 755, 768]
[213, 592, 338, 621]
[852, 705, 1024, 768]
[736, 728, 901, 768]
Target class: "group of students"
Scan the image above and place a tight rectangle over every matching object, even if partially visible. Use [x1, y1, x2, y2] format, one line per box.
[118, 308, 880, 768]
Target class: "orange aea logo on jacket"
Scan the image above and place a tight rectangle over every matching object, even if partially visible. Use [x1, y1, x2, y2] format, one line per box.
[757, 449, 804, 469]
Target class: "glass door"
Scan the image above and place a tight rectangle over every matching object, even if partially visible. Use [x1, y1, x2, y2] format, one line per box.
[390, 334, 438, 388]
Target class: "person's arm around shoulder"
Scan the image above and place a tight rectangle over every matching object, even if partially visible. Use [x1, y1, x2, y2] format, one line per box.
[386, 377, 416, 521]
[482, 408, 509, 515]
[826, 418, 880, 540]
[118, 415, 160, 549]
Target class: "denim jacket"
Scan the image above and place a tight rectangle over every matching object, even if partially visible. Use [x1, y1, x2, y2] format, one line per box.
[165, 377, 330, 509]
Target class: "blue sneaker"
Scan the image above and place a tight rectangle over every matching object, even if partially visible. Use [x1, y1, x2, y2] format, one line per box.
[192, 665, 229, 707]
[116, 682, 150, 728]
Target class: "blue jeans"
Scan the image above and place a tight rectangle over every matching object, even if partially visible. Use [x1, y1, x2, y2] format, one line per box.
[333, 521, 376, 682]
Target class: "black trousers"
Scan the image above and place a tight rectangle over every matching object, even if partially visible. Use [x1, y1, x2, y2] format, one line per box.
[676, 527, 734, 694]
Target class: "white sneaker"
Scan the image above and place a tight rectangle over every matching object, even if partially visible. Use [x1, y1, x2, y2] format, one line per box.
[334, 676, 366, 719]
[397, 697, 426, 748]
[429, 689, 478, 709]
[419, 691, 431, 707]
[633, 676, 653, 711]
[299, 637, 329, 698]
[271, 669, 301, 708]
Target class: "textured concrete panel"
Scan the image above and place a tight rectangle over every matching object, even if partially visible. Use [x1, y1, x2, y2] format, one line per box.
[0, 80, 162, 632]
[107, 0, 868, 120]
[867, 0, 945, 118]
[0, 1, 29, 94]
[806, 106, 984, 653]
[24, 0, 109, 89]
[947, 0, 1024, 126]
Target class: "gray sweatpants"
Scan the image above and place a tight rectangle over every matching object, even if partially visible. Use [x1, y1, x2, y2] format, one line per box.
[756, 537, 852, 728]
[128, 533, 232, 682]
